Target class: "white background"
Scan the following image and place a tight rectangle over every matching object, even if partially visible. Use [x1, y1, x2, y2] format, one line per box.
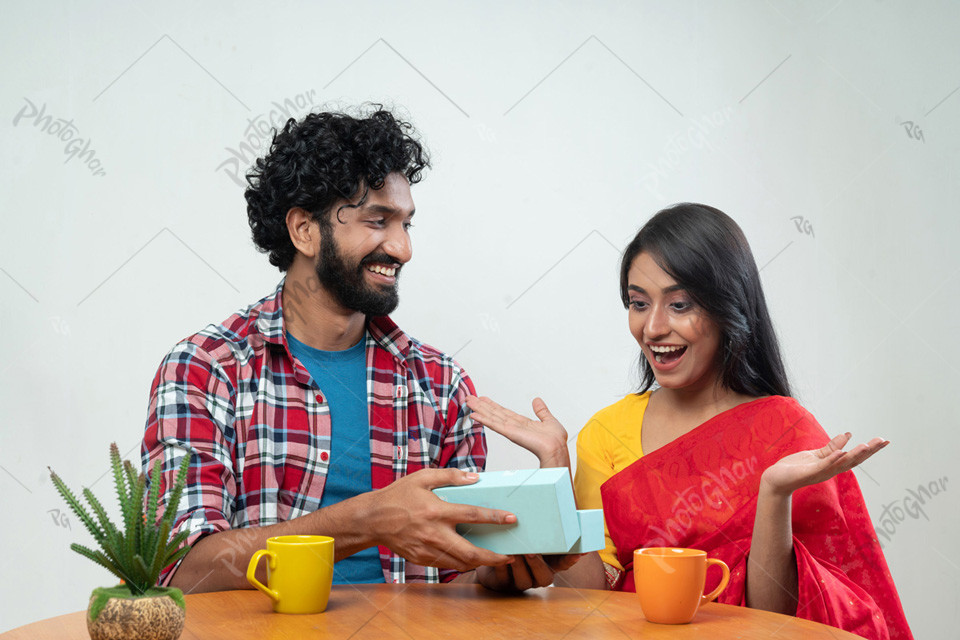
[1, 1, 957, 637]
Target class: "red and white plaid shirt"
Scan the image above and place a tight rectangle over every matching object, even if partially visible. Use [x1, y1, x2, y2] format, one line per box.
[141, 280, 485, 584]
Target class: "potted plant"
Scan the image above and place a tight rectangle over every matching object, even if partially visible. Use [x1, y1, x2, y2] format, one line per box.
[49, 443, 192, 640]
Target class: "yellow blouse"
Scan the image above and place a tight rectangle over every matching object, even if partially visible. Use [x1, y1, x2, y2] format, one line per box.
[573, 391, 651, 570]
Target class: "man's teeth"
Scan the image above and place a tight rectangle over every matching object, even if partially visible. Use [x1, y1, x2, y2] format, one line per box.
[367, 265, 396, 277]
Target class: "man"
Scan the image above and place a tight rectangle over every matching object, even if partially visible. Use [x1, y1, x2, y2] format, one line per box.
[141, 108, 528, 590]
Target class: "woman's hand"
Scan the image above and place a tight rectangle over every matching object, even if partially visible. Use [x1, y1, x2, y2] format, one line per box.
[476, 553, 584, 592]
[747, 433, 888, 614]
[761, 432, 890, 497]
[465, 396, 570, 468]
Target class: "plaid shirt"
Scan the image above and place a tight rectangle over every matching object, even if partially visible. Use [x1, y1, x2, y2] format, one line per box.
[141, 280, 485, 585]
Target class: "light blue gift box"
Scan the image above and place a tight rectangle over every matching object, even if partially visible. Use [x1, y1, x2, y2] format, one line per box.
[432, 468, 604, 555]
[567, 509, 604, 554]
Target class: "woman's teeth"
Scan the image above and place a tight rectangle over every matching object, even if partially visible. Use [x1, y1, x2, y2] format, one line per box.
[650, 345, 685, 363]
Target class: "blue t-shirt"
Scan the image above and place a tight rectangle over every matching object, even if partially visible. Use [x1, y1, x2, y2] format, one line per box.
[287, 331, 383, 584]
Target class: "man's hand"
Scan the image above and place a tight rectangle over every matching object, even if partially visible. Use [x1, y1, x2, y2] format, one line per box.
[366, 468, 517, 572]
[476, 553, 584, 591]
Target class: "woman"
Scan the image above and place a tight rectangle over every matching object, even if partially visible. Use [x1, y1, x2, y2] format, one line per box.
[467, 203, 912, 639]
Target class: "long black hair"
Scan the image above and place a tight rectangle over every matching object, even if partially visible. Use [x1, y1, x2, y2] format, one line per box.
[620, 203, 791, 398]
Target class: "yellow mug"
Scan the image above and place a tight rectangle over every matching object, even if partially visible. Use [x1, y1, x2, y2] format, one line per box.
[246, 535, 334, 614]
[633, 547, 730, 624]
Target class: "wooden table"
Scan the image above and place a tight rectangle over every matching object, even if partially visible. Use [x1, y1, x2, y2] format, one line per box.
[2, 583, 862, 639]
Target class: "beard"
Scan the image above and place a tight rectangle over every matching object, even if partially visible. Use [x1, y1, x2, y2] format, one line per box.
[314, 231, 401, 317]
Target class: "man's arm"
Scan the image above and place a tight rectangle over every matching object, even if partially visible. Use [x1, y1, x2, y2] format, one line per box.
[147, 345, 514, 593]
[431, 364, 489, 583]
[171, 468, 517, 593]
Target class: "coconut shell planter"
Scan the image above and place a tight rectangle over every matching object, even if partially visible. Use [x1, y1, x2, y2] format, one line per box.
[87, 586, 185, 640]
[50, 443, 193, 640]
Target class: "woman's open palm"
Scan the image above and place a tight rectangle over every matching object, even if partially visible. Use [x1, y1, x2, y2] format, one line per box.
[465, 396, 570, 468]
[762, 432, 889, 496]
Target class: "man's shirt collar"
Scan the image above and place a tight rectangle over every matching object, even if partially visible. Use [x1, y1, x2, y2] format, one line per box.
[255, 278, 409, 361]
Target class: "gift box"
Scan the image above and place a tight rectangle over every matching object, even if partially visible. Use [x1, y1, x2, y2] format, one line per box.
[433, 468, 603, 555]
[567, 508, 604, 554]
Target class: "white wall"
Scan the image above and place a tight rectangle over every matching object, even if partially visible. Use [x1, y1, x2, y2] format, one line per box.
[2, 1, 957, 636]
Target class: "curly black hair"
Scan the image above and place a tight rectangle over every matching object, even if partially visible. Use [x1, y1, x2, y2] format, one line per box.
[245, 106, 430, 270]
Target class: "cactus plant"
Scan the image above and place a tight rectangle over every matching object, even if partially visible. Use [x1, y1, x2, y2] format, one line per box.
[49, 443, 192, 596]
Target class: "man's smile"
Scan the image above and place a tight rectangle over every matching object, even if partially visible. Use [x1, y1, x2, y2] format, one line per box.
[365, 264, 398, 277]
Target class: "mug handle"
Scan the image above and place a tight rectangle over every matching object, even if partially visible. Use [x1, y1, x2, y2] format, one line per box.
[247, 549, 280, 603]
[701, 558, 730, 605]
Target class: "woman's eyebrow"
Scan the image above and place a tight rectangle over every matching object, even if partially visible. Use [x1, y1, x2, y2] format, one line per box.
[627, 284, 685, 294]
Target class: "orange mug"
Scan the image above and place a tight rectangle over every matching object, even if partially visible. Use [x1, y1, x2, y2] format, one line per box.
[633, 547, 730, 624]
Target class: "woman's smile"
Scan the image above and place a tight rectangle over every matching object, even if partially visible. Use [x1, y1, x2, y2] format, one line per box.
[627, 252, 722, 393]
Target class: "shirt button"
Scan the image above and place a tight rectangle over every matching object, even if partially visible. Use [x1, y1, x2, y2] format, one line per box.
[320, 451, 329, 462]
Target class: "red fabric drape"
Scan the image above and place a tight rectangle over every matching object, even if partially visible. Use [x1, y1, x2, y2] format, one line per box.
[600, 396, 912, 640]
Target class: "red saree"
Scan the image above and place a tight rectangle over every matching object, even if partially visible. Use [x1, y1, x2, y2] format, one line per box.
[600, 396, 912, 640]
